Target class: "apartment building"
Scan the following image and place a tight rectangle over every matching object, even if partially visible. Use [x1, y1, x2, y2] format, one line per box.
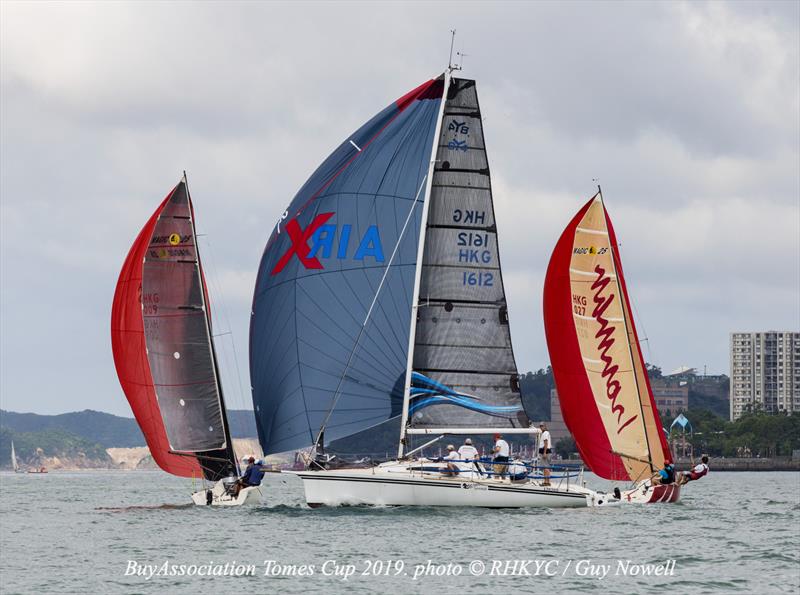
[730, 331, 800, 420]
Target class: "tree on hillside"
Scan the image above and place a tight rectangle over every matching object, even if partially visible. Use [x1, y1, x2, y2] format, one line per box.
[645, 363, 662, 379]
[519, 367, 555, 422]
[555, 436, 577, 459]
[675, 410, 800, 458]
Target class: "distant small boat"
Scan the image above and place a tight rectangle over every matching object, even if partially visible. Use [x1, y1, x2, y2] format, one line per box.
[27, 467, 48, 474]
[11, 441, 24, 473]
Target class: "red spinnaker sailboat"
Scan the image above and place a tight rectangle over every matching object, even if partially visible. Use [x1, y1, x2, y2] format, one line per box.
[111, 175, 246, 501]
[543, 189, 679, 503]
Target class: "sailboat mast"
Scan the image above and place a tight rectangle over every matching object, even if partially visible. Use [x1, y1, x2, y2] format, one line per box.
[597, 187, 654, 474]
[398, 72, 451, 458]
[184, 173, 238, 475]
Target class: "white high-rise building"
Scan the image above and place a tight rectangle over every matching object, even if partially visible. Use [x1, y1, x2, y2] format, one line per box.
[729, 331, 800, 420]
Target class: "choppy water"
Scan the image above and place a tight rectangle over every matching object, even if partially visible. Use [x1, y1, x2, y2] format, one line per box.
[0, 470, 798, 594]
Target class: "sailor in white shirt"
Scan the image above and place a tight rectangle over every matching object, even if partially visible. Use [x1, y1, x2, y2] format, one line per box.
[458, 438, 479, 461]
[539, 422, 552, 486]
[677, 455, 710, 485]
[443, 444, 460, 476]
[492, 433, 510, 479]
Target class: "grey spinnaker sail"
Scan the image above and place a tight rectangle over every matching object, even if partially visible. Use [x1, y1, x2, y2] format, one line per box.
[141, 183, 230, 454]
[408, 78, 529, 429]
[250, 78, 445, 456]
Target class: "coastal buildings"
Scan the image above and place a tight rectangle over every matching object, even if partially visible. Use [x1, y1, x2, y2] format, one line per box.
[730, 331, 800, 421]
[650, 382, 689, 414]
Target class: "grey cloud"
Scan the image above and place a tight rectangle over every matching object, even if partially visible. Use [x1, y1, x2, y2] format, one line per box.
[1, 1, 797, 415]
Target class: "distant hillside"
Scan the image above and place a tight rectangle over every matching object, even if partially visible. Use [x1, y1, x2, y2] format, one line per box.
[1, 426, 112, 469]
[688, 376, 730, 419]
[1, 409, 145, 448]
[0, 408, 258, 449]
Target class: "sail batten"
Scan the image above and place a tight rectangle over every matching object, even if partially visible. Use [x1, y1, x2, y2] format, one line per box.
[543, 193, 671, 481]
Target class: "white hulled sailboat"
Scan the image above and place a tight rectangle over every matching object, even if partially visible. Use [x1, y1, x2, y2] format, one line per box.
[249, 72, 610, 508]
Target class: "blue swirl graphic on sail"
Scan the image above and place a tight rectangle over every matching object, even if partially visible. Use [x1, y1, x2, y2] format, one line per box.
[409, 372, 522, 418]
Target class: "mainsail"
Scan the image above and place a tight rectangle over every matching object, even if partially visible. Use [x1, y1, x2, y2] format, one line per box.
[405, 78, 527, 432]
[543, 191, 671, 481]
[250, 78, 445, 455]
[111, 179, 236, 480]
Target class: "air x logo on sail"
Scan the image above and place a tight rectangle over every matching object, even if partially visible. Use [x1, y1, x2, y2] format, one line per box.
[271, 213, 334, 275]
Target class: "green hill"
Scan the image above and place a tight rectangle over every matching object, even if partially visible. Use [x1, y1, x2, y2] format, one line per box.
[0, 426, 111, 469]
[0, 408, 258, 450]
[1, 409, 145, 448]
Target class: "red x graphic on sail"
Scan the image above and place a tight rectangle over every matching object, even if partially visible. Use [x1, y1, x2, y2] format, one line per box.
[271, 212, 334, 275]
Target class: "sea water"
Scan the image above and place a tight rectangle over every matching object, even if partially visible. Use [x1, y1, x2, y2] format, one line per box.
[0, 470, 798, 594]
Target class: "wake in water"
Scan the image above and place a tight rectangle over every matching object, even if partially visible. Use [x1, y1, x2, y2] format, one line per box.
[95, 503, 193, 512]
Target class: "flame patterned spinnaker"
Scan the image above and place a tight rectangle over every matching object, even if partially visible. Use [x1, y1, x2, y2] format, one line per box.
[543, 192, 671, 482]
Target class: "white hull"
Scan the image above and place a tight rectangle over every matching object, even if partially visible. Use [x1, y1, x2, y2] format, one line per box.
[191, 479, 262, 507]
[290, 461, 614, 509]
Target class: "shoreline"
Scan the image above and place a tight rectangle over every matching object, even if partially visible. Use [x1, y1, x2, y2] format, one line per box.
[3, 458, 799, 473]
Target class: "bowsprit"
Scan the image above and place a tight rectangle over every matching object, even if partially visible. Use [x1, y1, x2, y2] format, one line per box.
[271, 213, 385, 275]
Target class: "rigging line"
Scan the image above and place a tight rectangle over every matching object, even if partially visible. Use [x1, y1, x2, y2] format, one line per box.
[312, 173, 430, 450]
[613, 231, 656, 367]
[294, 284, 401, 383]
[335, 109, 435, 355]
[314, 269, 407, 372]
[323, 265, 410, 365]
[196, 231, 251, 446]
[357, 267, 408, 364]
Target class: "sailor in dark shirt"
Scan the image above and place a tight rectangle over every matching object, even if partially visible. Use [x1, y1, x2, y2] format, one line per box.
[233, 457, 265, 497]
[650, 462, 676, 485]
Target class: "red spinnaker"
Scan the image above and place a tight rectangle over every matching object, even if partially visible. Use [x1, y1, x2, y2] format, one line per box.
[543, 193, 670, 481]
[111, 185, 202, 478]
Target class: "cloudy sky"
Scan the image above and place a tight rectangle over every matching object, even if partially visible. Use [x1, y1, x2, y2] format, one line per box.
[1, 1, 798, 416]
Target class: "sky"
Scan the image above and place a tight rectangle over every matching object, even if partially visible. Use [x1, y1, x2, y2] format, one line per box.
[1, 1, 798, 417]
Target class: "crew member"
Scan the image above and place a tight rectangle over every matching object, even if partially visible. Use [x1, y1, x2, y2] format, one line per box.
[233, 456, 265, 497]
[677, 455, 709, 485]
[539, 422, 552, 486]
[443, 444, 460, 476]
[650, 462, 676, 485]
[458, 438, 478, 461]
[492, 433, 510, 480]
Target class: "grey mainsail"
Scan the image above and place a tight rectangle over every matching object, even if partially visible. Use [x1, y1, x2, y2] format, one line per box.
[407, 78, 528, 430]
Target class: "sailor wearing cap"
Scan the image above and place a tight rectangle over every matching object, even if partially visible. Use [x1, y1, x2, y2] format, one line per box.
[458, 438, 478, 461]
[443, 444, 460, 476]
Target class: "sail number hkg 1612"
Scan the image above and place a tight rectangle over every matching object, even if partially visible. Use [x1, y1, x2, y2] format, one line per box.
[457, 231, 493, 267]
